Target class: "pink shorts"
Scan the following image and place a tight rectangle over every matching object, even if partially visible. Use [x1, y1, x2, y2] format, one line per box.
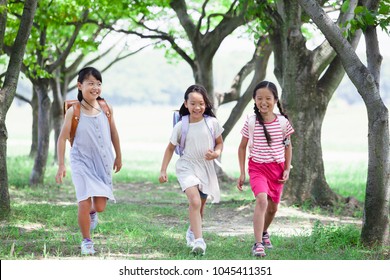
[248, 158, 285, 203]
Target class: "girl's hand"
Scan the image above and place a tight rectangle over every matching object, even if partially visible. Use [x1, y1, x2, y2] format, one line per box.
[278, 169, 290, 183]
[205, 149, 218, 161]
[159, 171, 168, 183]
[55, 165, 66, 184]
[113, 158, 122, 173]
[237, 174, 245, 191]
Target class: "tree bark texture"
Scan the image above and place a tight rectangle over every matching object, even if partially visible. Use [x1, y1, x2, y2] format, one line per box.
[29, 87, 38, 158]
[29, 79, 51, 185]
[170, 0, 248, 110]
[267, 0, 362, 206]
[0, 0, 37, 218]
[298, 0, 389, 248]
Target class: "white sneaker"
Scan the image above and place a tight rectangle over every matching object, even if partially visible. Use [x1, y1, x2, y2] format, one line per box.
[90, 212, 98, 232]
[186, 227, 195, 247]
[81, 239, 96, 255]
[192, 238, 206, 255]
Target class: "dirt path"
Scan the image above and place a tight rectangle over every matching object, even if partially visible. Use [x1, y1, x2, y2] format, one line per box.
[203, 202, 361, 237]
[116, 183, 362, 238]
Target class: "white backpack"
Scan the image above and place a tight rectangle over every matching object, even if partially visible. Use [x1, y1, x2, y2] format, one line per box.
[173, 111, 215, 156]
[247, 114, 288, 153]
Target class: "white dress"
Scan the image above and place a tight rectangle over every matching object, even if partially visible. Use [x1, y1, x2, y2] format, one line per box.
[170, 117, 224, 203]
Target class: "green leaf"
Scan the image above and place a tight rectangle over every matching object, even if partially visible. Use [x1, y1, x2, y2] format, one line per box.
[341, 0, 350, 13]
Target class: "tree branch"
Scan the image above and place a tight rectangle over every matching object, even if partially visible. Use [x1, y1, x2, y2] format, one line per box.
[170, 0, 198, 43]
[47, 9, 89, 73]
[297, 0, 379, 105]
[86, 18, 196, 71]
[312, 0, 358, 75]
[318, 28, 361, 98]
[0, 0, 7, 51]
[217, 36, 270, 105]
[2, 0, 37, 110]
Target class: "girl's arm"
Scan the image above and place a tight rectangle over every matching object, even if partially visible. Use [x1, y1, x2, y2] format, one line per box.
[279, 136, 292, 183]
[109, 105, 122, 173]
[205, 135, 223, 160]
[237, 136, 248, 191]
[55, 108, 73, 184]
[159, 142, 176, 183]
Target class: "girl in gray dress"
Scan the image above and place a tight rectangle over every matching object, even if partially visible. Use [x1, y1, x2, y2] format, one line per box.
[55, 67, 122, 255]
[159, 85, 224, 255]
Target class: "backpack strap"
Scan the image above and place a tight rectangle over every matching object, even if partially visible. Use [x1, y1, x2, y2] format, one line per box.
[69, 102, 80, 147]
[204, 115, 216, 149]
[247, 114, 289, 151]
[247, 114, 256, 154]
[67, 98, 111, 147]
[173, 110, 180, 127]
[177, 114, 216, 157]
[178, 115, 189, 156]
[97, 98, 111, 124]
[204, 115, 223, 168]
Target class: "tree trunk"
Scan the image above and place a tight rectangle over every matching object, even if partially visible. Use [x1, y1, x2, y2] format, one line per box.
[29, 86, 38, 158]
[362, 101, 389, 246]
[194, 56, 215, 107]
[0, 111, 10, 218]
[267, 0, 360, 206]
[29, 79, 51, 185]
[360, 25, 389, 247]
[0, 0, 37, 218]
[50, 73, 64, 162]
[298, 0, 389, 248]
[221, 36, 273, 139]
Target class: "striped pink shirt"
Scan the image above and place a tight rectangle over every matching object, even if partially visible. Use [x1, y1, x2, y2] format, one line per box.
[241, 115, 294, 163]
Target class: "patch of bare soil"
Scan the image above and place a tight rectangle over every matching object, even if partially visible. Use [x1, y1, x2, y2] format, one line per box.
[203, 202, 361, 237]
[116, 183, 362, 238]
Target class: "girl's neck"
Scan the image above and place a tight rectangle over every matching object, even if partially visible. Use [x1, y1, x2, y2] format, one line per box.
[81, 99, 101, 112]
[261, 112, 276, 123]
[188, 113, 204, 123]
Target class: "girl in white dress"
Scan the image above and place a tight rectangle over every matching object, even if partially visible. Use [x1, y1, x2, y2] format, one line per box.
[159, 85, 224, 255]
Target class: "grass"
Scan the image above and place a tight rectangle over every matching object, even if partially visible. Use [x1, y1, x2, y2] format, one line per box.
[1, 156, 389, 260]
[2, 103, 388, 260]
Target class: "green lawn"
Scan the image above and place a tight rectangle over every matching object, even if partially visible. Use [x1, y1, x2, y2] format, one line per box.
[3, 103, 388, 261]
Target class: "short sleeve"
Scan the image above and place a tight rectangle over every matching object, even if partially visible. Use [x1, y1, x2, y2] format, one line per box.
[212, 117, 224, 138]
[285, 120, 294, 138]
[241, 118, 249, 139]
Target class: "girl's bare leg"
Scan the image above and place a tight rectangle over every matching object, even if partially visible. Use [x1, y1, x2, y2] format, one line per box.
[78, 198, 92, 239]
[185, 186, 202, 239]
[253, 193, 268, 243]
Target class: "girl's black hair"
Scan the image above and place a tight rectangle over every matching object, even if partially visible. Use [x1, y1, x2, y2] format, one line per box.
[178, 84, 216, 118]
[77, 67, 103, 101]
[253, 81, 288, 145]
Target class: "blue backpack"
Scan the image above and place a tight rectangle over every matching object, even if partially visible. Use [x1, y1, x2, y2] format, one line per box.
[173, 111, 216, 156]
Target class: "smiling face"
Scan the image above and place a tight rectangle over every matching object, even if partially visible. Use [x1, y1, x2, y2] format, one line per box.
[77, 74, 102, 102]
[184, 91, 206, 122]
[254, 87, 277, 116]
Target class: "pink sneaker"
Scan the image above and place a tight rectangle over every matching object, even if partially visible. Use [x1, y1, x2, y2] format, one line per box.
[262, 232, 273, 249]
[252, 242, 266, 257]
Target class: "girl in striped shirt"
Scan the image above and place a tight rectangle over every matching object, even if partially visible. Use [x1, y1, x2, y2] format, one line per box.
[237, 81, 294, 257]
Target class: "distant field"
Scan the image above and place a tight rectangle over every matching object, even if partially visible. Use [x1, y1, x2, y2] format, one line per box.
[6, 100, 369, 177]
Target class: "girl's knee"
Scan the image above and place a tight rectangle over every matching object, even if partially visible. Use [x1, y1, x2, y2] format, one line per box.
[267, 200, 278, 214]
[189, 197, 201, 210]
[93, 197, 107, 212]
[267, 207, 277, 216]
[94, 205, 106, 213]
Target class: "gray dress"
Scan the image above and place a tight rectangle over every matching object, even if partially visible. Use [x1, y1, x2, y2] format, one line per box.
[70, 111, 115, 202]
